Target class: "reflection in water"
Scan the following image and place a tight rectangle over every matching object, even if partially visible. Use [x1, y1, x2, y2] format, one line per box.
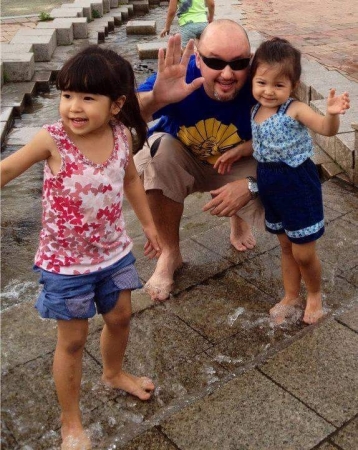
[0, 5, 171, 312]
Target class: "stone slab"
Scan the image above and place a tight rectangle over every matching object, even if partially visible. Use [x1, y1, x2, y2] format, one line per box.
[137, 41, 167, 59]
[126, 19, 156, 34]
[260, 320, 358, 427]
[161, 370, 334, 450]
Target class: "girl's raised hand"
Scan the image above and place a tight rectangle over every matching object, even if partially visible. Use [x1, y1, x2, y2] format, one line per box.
[327, 88, 350, 115]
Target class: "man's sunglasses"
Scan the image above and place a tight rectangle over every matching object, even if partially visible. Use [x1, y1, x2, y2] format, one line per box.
[199, 53, 251, 71]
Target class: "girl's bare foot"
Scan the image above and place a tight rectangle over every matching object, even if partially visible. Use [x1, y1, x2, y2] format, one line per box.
[144, 251, 183, 301]
[61, 420, 91, 450]
[230, 216, 256, 252]
[303, 294, 324, 324]
[270, 297, 303, 325]
[61, 434, 92, 450]
[102, 371, 155, 400]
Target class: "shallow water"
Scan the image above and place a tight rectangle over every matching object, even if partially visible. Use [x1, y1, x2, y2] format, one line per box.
[0, 5, 171, 311]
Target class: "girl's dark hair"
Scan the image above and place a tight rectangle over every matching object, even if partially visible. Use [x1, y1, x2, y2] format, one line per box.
[56, 45, 147, 151]
[251, 37, 302, 86]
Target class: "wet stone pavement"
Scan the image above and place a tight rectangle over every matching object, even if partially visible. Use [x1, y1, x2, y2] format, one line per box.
[2, 179, 358, 449]
[1, 0, 358, 449]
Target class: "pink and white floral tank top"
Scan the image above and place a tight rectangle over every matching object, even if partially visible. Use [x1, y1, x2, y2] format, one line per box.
[35, 120, 132, 274]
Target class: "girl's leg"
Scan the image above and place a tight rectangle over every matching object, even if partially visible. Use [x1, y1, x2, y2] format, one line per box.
[292, 241, 324, 324]
[270, 233, 302, 323]
[53, 319, 91, 449]
[100, 290, 155, 400]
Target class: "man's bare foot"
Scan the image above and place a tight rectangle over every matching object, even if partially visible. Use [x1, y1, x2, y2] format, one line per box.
[270, 297, 303, 325]
[102, 371, 155, 400]
[230, 216, 256, 252]
[144, 251, 183, 301]
[303, 294, 324, 324]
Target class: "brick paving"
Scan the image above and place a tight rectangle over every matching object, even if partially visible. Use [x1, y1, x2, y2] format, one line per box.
[239, 0, 358, 82]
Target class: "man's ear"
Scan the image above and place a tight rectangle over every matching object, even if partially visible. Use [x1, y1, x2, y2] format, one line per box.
[195, 51, 201, 69]
[112, 95, 126, 115]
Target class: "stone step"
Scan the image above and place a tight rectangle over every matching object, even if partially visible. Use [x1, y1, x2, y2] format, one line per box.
[36, 21, 74, 46]
[50, 7, 84, 18]
[52, 18, 88, 39]
[10, 29, 57, 62]
[0, 107, 16, 145]
[137, 41, 167, 59]
[1, 82, 37, 117]
[126, 20, 156, 35]
[0, 53, 35, 83]
[74, 0, 104, 17]
[62, 2, 93, 20]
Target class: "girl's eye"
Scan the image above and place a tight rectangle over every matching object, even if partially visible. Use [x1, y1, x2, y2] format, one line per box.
[62, 93, 71, 99]
[84, 96, 95, 101]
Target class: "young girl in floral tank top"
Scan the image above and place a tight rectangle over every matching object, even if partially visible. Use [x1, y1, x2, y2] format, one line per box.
[1, 46, 161, 450]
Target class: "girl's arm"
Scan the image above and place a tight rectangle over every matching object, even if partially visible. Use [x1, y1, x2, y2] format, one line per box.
[123, 132, 161, 258]
[290, 89, 350, 136]
[1, 129, 54, 187]
[206, 0, 215, 23]
[160, 0, 178, 37]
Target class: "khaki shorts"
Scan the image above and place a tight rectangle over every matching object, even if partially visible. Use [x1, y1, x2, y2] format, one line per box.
[134, 132, 265, 230]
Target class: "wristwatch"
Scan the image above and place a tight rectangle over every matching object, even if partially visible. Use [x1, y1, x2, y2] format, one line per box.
[246, 176, 259, 199]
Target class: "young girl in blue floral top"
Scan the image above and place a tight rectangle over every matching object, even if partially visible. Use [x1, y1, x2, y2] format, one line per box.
[250, 37, 349, 324]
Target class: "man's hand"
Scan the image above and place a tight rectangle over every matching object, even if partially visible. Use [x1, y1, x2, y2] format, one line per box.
[202, 179, 251, 217]
[152, 34, 204, 106]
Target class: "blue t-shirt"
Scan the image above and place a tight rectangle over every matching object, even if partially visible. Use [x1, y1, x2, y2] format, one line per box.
[138, 55, 255, 164]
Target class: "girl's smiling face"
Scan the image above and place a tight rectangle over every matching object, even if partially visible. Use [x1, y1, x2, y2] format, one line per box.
[252, 63, 294, 109]
[59, 91, 121, 137]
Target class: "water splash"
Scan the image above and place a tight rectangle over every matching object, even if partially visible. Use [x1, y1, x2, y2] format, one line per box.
[227, 307, 245, 326]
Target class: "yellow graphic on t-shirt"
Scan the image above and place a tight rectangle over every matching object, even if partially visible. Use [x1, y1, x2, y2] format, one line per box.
[177, 118, 242, 164]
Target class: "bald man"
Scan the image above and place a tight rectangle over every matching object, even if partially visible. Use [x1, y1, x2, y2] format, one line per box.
[135, 20, 264, 301]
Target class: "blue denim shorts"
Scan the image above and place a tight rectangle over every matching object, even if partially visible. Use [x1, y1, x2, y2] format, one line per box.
[33, 252, 142, 320]
[257, 159, 324, 244]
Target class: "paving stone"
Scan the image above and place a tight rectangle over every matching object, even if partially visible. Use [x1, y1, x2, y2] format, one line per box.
[161, 370, 334, 450]
[336, 304, 358, 332]
[260, 320, 358, 427]
[331, 416, 358, 450]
